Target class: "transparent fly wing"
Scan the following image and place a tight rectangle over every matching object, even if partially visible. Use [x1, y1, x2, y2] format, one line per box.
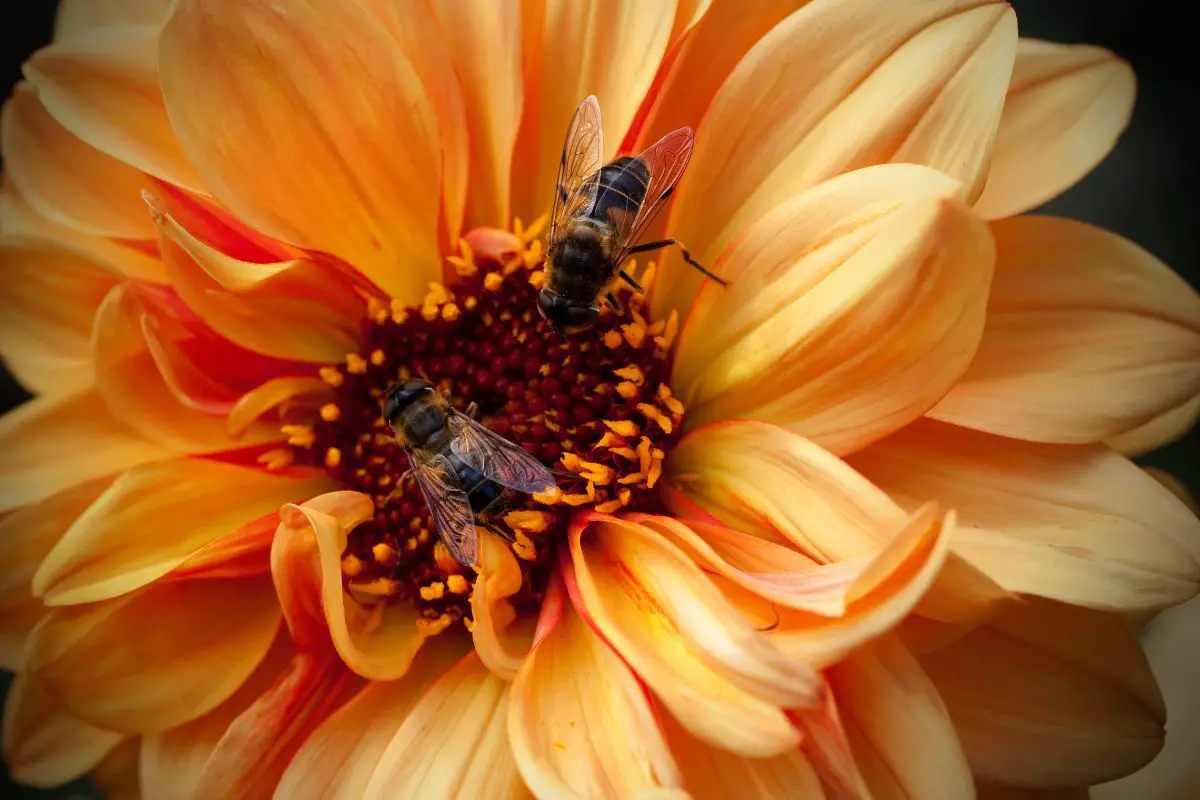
[605, 127, 695, 265]
[447, 410, 556, 495]
[408, 448, 479, 568]
[550, 95, 604, 246]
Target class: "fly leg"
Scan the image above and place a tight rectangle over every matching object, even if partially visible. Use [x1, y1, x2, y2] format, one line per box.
[618, 269, 644, 292]
[627, 238, 728, 286]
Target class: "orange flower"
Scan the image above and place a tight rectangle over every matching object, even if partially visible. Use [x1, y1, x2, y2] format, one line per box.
[1, 0, 1197, 798]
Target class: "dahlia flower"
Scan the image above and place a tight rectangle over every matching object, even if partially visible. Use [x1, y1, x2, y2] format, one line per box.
[1, 0, 1197, 798]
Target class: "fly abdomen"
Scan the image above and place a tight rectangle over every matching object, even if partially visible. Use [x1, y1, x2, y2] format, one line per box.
[590, 155, 651, 220]
[448, 454, 505, 514]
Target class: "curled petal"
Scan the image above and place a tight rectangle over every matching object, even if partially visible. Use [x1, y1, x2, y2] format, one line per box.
[852, 420, 1200, 612]
[976, 39, 1137, 219]
[921, 598, 1166, 787]
[34, 459, 332, 605]
[930, 216, 1200, 443]
[160, 0, 444, 302]
[0, 476, 113, 670]
[471, 529, 533, 680]
[226, 377, 331, 440]
[0, 388, 170, 514]
[55, 0, 172, 38]
[364, 654, 527, 800]
[674, 166, 995, 454]
[1107, 395, 1200, 456]
[657, 0, 1015, 314]
[23, 24, 203, 190]
[566, 513, 820, 757]
[272, 492, 432, 678]
[2, 672, 123, 788]
[509, 574, 682, 799]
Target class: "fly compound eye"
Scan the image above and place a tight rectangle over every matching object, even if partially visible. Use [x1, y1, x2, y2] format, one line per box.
[537, 289, 599, 334]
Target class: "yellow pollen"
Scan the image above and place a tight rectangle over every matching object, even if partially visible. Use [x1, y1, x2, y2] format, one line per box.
[523, 239, 544, 268]
[534, 485, 564, 505]
[563, 482, 597, 506]
[484, 272, 504, 292]
[283, 424, 315, 448]
[367, 296, 389, 324]
[372, 542, 398, 567]
[504, 510, 553, 533]
[637, 437, 653, 474]
[319, 403, 341, 422]
[319, 366, 344, 387]
[596, 431, 625, 449]
[463, 296, 478, 311]
[577, 460, 615, 485]
[528, 270, 546, 290]
[513, 531, 538, 561]
[441, 302, 461, 322]
[639, 261, 657, 292]
[618, 472, 645, 485]
[447, 574, 470, 595]
[420, 581, 446, 601]
[603, 330, 623, 349]
[515, 212, 549, 243]
[604, 419, 641, 437]
[350, 577, 400, 597]
[655, 309, 680, 355]
[257, 448, 293, 470]
[324, 447, 342, 469]
[341, 554, 364, 577]
[433, 541, 463, 574]
[614, 364, 645, 384]
[615, 381, 639, 399]
[595, 495, 629, 513]
[390, 299, 409, 324]
[421, 304, 439, 321]
[560, 452, 581, 472]
[622, 322, 647, 349]
[416, 614, 454, 637]
[638, 403, 673, 434]
[611, 446, 638, 459]
[369, 349, 386, 366]
[464, 617, 477, 632]
[424, 282, 453, 306]
[658, 384, 685, 416]
[346, 353, 369, 374]
[647, 451, 664, 489]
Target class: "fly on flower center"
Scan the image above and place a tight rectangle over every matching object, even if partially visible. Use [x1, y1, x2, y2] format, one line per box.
[283, 219, 686, 631]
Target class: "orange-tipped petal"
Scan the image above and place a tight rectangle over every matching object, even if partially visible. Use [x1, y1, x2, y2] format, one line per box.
[673, 166, 995, 453]
[930, 216, 1200, 443]
[976, 39, 1137, 219]
[272, 492, 432, 678]
[275, 638, 467, 800]
[54, 0, 171, 39]
[508, 574, 682, 799]
[852, 420, 1200, 612]
[0, 476, 112, 670]
[2, 672, 124, 789]
[828, 635, 973, 799]
[0, 235, 121, 395]
[511, 0, 679, 222]
[1, 84, 154, 240]
[23, 24, 203, 191]
[657, 0, 1015, 315]
[471, 529, 533, 680]
[566, 513, 820, 758]
[33, 459, 333, 606]
[363, 654, 527, 800]
[921, 598, 1166, 787]
[0, 388, 170, 514]
[160, 0, 444, 303]
[26, 573, 281, 733]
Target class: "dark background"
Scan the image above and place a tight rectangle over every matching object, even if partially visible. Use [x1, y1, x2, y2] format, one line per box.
[0, 0, 1196, 797]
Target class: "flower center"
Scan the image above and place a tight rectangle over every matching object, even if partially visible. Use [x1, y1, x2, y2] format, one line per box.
[285, 220, 684, 631]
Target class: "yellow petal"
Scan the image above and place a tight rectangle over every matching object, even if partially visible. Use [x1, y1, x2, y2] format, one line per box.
[273, 492, 431, 678]
[829, 635, 973, 799]
[921, 598, 1165, 787]
[657, 0, 1015, 315]
[567, 513, 820, 758]
[0, 476, 113, 670]
[33, 459, 333, 606]
[852, 419, 1200, 612]
[23, 23, 203, 191]
[511, 0, 678, 222]
[2, 672, 123, 788]
[0, 388, 170, 514]
[1, 84, 154, 239]
[55, 0, 172, 38]
[471, 529, 534, 680]
[226, 376, 331, 440]
[673, 166, 995, 454]
[275, 639, 467, 800]
[26, 574, 281, 733]
[363, 654, 528, 800]
[930, 215, 1200, 443]
[1107, 394, 1200, 456]
[508, 575, 682, 799]
[0, 235, 121, 396]
[975, 39, 1136, 219]
[160, 0, 443, 302]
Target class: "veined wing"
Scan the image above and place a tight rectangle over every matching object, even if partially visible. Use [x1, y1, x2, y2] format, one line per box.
[408, 448, 479, 568]
[550, 95, 604, 246]
[447, 410, 556, 495]
[606, 126, 694, 265]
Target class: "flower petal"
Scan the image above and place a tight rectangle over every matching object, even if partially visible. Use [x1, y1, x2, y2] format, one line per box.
[2, 672, 124, 788]
[23, 24, 202, 191]
[0, 235, 121, 395]
[91, 738, 140, 800]
[977, 785, 1087, 800]
[27, 573, 282, 733]
[274, 639, 467, 800]
[975, 39, 1136, 219]
[160, 0, 444, 302]
[673, 166, 995, 453]
[508, 573, 681, 799]
[851, 419, 1200, 612]
[511, 0, 677, 222]
[363, 653, 528, 800]
[0, 388, 170, 514]
[566, 513, 820, 758]
[0, 476, 113, 670]
[471, 529, 533, 680]
[1, 84, 154, 239]
[828, 635, 973, 799]
[929, 216, 1200, 443]
[55, 0, 171, 38]
[1107, 394, 1200, 456]
[273, 492, 433, 678]
[33, 458, 333, 606]
[657, 0, 1015, 315]
[921, 598, 1166, 787]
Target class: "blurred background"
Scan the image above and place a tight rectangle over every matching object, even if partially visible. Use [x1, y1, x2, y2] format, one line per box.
[1, 0, 1196, 797]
